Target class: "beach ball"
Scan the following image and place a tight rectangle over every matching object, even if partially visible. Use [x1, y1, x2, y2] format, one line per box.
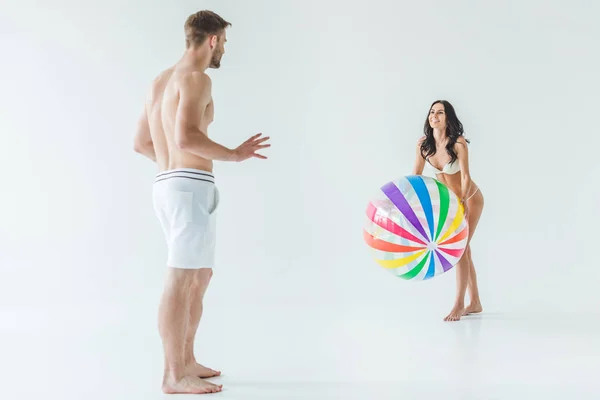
[363, 175, 469, 281]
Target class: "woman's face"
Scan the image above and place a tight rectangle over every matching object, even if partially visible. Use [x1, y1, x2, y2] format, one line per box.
[429, 103, 447, 129]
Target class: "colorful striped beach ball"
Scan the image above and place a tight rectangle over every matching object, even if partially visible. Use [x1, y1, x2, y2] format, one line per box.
[364, 175, 469, 281]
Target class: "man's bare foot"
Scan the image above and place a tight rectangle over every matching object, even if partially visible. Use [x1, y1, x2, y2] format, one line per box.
[186, 362, 221, 378]
[444, 305, 465, 321]
[162, 375, 222, 394]
[465, 303, 483, 314]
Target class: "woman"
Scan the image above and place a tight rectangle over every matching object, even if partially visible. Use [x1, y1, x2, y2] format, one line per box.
[412, 100, 484, 322]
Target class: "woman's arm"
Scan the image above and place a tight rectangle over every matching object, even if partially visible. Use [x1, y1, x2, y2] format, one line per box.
[455, 137, 472, 201]
[412, 136, 426, 175]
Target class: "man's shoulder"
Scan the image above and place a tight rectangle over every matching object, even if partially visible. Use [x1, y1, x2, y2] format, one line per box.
[146, 67, 175, 99]
[179, 70, 211, 88]
[150, 67, 211, 90]
[150, 67, 175, 87]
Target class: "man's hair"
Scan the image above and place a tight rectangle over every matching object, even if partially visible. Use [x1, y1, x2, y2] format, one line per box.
[184, 10, 231, 48]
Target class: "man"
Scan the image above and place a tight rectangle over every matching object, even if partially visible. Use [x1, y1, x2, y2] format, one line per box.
[133, 10, 270, 394]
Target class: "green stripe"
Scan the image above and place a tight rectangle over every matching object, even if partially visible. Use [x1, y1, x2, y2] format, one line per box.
[397, 252, 430, 280]
[434, 180, 449, 241]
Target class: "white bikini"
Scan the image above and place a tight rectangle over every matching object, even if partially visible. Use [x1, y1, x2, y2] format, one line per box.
[427, 158, 461, 175]
[426, 158, 480, 201]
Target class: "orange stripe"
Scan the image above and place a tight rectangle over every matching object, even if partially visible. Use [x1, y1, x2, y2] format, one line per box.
[363, 230, 427, 253]
[439, 226, 469, 246]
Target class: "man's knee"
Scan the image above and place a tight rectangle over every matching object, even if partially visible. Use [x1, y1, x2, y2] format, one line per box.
[194, 268, 213, 288]
[166, 267, 197, 292]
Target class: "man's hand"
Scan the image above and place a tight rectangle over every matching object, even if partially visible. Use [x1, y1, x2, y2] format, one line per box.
[231, 133, 271, 162]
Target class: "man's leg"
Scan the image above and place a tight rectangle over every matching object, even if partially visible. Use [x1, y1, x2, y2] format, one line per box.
[159, 267, 222, 394]
[184, 268, 221, 377]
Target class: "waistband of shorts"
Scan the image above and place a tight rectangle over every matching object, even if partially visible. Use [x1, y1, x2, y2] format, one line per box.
[155, 168, 215, 184]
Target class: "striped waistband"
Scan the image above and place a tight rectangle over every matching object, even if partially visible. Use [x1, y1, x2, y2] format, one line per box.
[155, 168, 215, 184]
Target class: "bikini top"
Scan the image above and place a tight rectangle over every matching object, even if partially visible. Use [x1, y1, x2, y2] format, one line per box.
[427, 158, 461, 175]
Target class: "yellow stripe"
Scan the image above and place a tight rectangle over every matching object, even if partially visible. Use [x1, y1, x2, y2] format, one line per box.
[375, 250, 427, 269]
[438, 204, 465, 243]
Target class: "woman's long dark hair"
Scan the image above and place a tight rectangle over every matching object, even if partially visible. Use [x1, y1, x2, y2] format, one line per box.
[420, 100, 469, 165]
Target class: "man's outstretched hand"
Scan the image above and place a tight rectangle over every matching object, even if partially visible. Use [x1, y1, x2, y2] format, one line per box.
[231, 133, 271, 162]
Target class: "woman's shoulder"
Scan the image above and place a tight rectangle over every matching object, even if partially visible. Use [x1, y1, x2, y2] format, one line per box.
[456, 136, 469, 145]
[454, 136, 470, 149]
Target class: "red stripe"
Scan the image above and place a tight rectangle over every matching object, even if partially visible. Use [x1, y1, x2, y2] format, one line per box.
[363, 230, 426, 253]
[438, 247, 465, 258]
[366, 202, 427, 246]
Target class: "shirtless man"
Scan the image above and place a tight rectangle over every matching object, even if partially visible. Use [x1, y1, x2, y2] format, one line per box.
[133, 10, 270, 394]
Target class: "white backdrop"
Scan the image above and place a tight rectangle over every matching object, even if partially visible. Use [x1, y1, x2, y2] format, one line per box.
[1, 0, 600, 389]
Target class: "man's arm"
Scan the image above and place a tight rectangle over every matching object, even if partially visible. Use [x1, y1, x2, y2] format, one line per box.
[133, 106, 156, 162]
[174, 73, 236, 161]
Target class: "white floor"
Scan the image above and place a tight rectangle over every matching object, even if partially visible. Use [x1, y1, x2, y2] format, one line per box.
[2, 303, 600, 399]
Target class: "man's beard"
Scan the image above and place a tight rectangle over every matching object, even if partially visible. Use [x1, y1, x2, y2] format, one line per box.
[209, 52, 223, 69]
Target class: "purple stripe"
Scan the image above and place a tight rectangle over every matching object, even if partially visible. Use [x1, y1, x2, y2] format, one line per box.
[435, 250, 454, 272]
[381, 181, 429, 242]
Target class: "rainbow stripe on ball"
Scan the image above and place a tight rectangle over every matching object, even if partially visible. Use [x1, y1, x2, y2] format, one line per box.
[364, 175, 469, 280]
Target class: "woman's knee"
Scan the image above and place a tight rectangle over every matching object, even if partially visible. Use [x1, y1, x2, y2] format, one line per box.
[461, 244, 472, 262]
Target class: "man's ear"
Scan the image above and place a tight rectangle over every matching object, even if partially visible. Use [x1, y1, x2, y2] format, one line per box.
[209, 35, 218, 49]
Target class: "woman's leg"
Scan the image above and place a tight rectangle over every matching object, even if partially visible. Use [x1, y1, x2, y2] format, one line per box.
[444, 189, 484, 321]
[464, 192, 484, 314]
[444, 250, 470, 321]
[465, 192, 484, 314]
[465, 254, 483, 314]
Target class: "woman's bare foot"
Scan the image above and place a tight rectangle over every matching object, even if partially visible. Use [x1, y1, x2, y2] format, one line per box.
[162, 375, 222, 394]
[465, 303, 483, 314]
[186, 362, 221, 378]
[444, 305, 465, 321]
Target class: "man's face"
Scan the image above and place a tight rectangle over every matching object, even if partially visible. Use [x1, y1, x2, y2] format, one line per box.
[209, 33, 226, 69]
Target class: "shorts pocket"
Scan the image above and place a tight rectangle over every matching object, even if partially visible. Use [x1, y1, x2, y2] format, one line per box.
[168, 190, 194, 225]
[208, 186, 220, 216]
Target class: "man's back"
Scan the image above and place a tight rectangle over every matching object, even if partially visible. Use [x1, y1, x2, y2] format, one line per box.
[146, 66, 214, 172]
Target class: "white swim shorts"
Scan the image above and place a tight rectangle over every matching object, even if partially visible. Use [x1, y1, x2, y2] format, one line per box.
[152, 168, 220, 269]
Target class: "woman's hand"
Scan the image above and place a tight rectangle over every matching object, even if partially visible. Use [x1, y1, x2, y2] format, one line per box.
[412, 136, 427, 175]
